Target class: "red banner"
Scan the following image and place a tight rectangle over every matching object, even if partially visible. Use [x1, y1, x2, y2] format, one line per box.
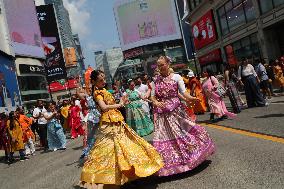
[49, 79, 78, 92]
[198, 49, 222, 65]
[192, 10, 217, 50]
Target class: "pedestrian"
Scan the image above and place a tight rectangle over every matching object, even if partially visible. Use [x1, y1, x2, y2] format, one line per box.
[79, 70, 164, 188]
[125, 79, 154, 136]
[135, 76, 151, 117]
[238, 57, 267, 108]
[188, 71, 207, 114]
[60, 100, 70, 132]
[254, 58, 272, 99]
[266, 60, 276, 96]
[79, 86, 101, 159]
[150, 56, 215, 177]
[44, 102, 66, 151]
[0, 113, 11, 163]
[68, 96, 85, 139]
[203, 68, 237, 121]
[7, 111, 28, 162]
[33, 100, 48, 151]
[273, 59, 284, 92]
[17, 107, 36, 156]
[224, 64, 245, 113]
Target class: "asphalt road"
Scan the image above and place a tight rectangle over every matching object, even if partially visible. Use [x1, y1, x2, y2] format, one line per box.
[0, 95, 283, 189]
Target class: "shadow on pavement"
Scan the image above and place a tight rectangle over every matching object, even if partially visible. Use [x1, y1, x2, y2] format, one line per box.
[254, 113, 284, 118]
[122, 160, 212, 189]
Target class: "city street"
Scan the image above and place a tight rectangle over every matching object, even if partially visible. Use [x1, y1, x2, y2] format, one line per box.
[0, 95, 283, 189]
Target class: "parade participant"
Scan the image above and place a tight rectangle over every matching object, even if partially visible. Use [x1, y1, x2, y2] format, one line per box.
[60, 100, 70, 132]
[17, 107, 35, 156]
[188, 71, 207, 114]
[33, 100, 48, 151]
[44, 102, 66, 151]
[238, 58, 267, 107]
[150, 56, 215, 177]
[203, 69, 237, 121]
[224, 65, 245, 113]
[273, 59, 284, 92]
[0, 113, 10, 163]
[125, 80, 154, 137]
[78, 87, 101, 159]
[68, 95, 85, 139]
[135, 76, 151, 117]
[254, 59, 272, 99]
[79, 70, 164, 188]
[7, 111, 28, 162]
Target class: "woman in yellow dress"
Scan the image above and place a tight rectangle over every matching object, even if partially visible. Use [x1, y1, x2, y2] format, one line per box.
[79, 70, 164, 189]
[273, 60, 284, 92]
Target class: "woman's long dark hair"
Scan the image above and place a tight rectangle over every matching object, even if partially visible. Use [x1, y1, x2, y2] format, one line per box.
[90, 70, 104, 96]
[8, 111, 16, 130]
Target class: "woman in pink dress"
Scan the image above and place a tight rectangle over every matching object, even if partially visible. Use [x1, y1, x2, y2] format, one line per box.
[202, 69, 236, 122]
[150, 56, 215, 177]
[68, 96, 85, 139]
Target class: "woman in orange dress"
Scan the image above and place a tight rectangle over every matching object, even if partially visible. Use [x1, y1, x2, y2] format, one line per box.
[188, 71, 207, 114]
[273, 60, 284, 92]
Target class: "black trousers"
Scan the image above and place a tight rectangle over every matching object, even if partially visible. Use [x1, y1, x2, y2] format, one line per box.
[38, 124, 48, 149]
[243, 75, 266, 107]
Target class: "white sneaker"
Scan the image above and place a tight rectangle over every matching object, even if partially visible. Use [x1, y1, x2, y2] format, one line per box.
[53, 148, 58, 152]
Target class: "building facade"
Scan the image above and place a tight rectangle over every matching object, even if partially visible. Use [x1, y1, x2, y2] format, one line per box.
[45, 0, 84, 78]
[3, 0, 50, 109]
[186, 0, 284, 72]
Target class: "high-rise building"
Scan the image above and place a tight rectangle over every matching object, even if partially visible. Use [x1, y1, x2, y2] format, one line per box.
[44, 0, 83, 78]
[73, 34, 86, 71]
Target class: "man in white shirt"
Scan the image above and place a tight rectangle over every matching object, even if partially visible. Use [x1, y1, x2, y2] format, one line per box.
[135, 76, 150, 116]
[33, 100, 48, 151]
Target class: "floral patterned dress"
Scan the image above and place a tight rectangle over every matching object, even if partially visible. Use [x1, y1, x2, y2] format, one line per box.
[152, 74, 215, 177]
[80, 88, 164, 187]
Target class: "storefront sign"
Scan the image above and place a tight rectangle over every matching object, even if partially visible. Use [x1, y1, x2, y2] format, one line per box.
[19, 64, 45, 74]
[225, 45, 238, 65]
[123, 47, 143, 59]
[36, 5, 67, 82]
[192, 10, 217, 50]
[198, 49, 222, 65]
[49, 79, 78, 92]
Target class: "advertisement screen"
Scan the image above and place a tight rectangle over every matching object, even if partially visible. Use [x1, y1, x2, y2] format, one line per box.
[3, 0, 45, 58]
[114, 0, 181, 51]
[36, 5, 67, 83]
[64, 47, 77, 67]
[192, 10, 217, 50]
[0, 56, 21, 112]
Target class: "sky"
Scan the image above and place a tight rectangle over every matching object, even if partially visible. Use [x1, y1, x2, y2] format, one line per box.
[62, 0, 120, 69]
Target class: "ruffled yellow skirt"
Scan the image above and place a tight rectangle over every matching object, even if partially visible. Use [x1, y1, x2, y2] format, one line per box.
[79, 121, 164, 188]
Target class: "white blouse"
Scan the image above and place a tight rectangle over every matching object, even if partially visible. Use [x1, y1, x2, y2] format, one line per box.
[238, 64, 257, 80]
[151, 74, 186, 96]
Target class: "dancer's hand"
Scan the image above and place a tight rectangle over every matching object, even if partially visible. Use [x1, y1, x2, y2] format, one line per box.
[153, 100, 164, 108]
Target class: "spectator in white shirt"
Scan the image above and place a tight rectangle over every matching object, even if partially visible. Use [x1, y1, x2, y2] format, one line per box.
[135, 76, 150, 117]
[238, 57, 267, 108]
[33, 100, 48, 150]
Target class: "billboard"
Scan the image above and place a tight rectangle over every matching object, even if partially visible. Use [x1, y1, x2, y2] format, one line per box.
[192, 10, 217, 50]
[114, 0, 182, 51]
[0, 55, 21, 112]
[3, 0, 45, 58]
[64, 47, 77, 67]
[36, 5, 67, 83]
[198, 49, 222, 66]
